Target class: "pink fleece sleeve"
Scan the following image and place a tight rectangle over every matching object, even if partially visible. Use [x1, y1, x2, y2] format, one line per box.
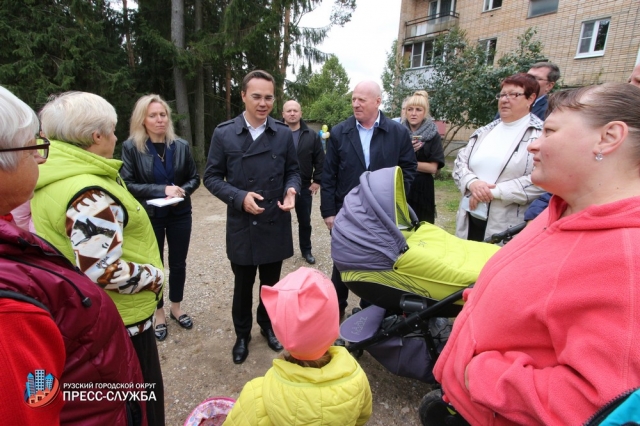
[466, 305, 639, 425]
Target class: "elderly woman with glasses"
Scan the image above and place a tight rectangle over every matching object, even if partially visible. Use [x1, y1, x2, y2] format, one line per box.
[422, 83, 640, 426]
[452, 73, 546, 241]
[0, 86, 146, 424]
[30, 91, 165, 425]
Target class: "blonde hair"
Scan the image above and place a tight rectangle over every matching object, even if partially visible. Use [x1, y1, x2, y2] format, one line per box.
[0, 86, 39, 171]
[281, 350, 332, 368]
[405, 90, 430, 116]
[40, 92, 117, 148]
[128, 94, 177, 153]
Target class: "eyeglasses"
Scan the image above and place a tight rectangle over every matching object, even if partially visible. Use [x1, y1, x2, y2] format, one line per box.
[249, 94, 275, 104]
[495, 93, 526, 100]
[0, 137, 50, 159]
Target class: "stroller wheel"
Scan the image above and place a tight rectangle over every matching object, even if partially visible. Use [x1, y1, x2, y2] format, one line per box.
[419, 389, 469, 426]
[346, 343, 364, 358]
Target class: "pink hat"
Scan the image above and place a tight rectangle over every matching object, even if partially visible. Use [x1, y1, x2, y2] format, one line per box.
[261, 267, 339, 361]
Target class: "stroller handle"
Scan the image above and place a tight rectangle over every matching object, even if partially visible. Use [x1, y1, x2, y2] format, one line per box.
[485, 222, 527, 244]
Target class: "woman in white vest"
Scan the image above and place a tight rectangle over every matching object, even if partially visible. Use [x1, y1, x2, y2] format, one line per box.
[453, 73, 546, 241]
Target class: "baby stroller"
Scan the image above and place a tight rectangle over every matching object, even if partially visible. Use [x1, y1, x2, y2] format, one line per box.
[332, 166, 521, 383]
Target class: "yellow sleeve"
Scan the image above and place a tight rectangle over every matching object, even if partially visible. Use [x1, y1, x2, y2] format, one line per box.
[223, 377, 268, 426]
[356, 370, 373, 426]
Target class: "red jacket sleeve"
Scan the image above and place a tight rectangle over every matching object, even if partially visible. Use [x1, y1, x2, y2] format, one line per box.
[0, 299, 65, 425]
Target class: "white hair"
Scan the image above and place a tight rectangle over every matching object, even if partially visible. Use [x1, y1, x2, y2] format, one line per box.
[0, 86, 39, 171]
[40, 91, 117, 148]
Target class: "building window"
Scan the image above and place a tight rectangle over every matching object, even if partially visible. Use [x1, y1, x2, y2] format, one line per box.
[483, 0, 502, 12]
[479, 38, 497, 65]
[429, 0, 455, 18]
[528, 0, 559, 18]
[404, 40, 436, 69]
[576, 18, 610, 57]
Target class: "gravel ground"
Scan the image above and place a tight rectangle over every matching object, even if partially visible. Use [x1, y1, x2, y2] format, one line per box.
[156, 187, 456, 426]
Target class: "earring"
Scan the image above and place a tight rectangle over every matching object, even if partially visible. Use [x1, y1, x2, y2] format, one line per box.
[595, 151, 604, 162]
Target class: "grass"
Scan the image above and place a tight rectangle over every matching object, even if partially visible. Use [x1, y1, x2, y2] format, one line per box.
[433, 170, 461, 235]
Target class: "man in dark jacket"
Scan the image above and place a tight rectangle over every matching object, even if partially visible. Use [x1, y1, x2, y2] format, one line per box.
[203, 70, 301, 364]
[321, 80, 417, 318]
[282, 100, 325, 265]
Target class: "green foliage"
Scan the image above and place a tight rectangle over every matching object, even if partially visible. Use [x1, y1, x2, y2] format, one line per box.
[307, 92, 352, 127]
[428, 27, 545, 148]
[0, 0, 135, 137]
[307, 56, 350, 95]
[299, 55, 352, 127]
[381, 40, 415, 117]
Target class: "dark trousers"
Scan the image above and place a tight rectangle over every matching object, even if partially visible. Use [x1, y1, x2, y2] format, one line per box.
[230, 261, 283, 337]
[331, 263, 371, 314]
[331, 263, 349, 314]
[294, 187, 313, 255]
[151, 212, 192, 308]
[130, 327, 165, 426]
[467, 214, 488, 242]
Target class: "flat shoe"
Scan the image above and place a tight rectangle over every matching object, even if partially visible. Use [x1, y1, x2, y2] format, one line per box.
[170, 312, 193, 329]
[155, 323, 168, 341]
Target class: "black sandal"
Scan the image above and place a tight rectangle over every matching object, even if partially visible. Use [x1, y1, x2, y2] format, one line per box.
[155, 323, 168, 341]
[170, 312, 193, 329]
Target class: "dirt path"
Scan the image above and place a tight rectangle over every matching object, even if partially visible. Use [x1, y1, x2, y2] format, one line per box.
[158, 186, 455, 425]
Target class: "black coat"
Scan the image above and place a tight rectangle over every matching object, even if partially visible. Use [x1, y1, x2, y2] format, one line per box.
[203, 115, 301, 265]
[320, 111, 417, 218]
[120, 138, 200, 218]
[296, 120, 325, 187]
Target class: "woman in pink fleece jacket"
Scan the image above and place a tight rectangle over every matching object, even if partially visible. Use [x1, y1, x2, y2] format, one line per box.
[422, 83, 640, 426]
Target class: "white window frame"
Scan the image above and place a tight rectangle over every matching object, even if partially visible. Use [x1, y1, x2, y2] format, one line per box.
[479, 38, 497, 65]
[528, 0, 559, 18]
[404, 40, 436, 69]
[483, 0, 502, 12]
[575, 18, 610, 59]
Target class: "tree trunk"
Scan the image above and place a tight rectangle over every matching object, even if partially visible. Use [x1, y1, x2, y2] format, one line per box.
[122, 0, 135, 70]
[171, 0, 193, 144]
[193, 0, 205, 174]
[276, 4, 291, 108]
[225, 65, 232, 120]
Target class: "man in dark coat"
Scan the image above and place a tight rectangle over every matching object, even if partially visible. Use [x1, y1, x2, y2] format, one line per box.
[282, 99, 325, 265]
[203, 70, 301, 364]
[321, 80, 417, 319]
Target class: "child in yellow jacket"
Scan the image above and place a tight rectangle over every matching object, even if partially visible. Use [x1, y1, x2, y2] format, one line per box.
[224, 267, 372, 425]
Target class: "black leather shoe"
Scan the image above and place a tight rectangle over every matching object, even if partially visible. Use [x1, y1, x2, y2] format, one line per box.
[170, 312, 193, 329]
[303, 253, 316, 265]
[154, 323, 167, 341]
[232, 335, 251, 364]
[260, 328, 283, 352]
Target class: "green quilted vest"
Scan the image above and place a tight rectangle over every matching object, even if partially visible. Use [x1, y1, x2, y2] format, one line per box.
[32, 140, 163, 326]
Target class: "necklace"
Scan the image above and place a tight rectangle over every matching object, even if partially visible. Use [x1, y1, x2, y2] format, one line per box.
[153, 142, 166, 162]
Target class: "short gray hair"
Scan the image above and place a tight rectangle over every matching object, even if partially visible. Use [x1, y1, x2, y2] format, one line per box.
[40, 91, 117, 148]
[530, 62, 561, 83]
[0, 86, 39, 171]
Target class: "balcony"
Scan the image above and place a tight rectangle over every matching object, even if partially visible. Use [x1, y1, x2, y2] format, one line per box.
[405, 12, 459, 41]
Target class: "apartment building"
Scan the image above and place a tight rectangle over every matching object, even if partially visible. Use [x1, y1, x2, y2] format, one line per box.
[398, 0, 640, 87]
